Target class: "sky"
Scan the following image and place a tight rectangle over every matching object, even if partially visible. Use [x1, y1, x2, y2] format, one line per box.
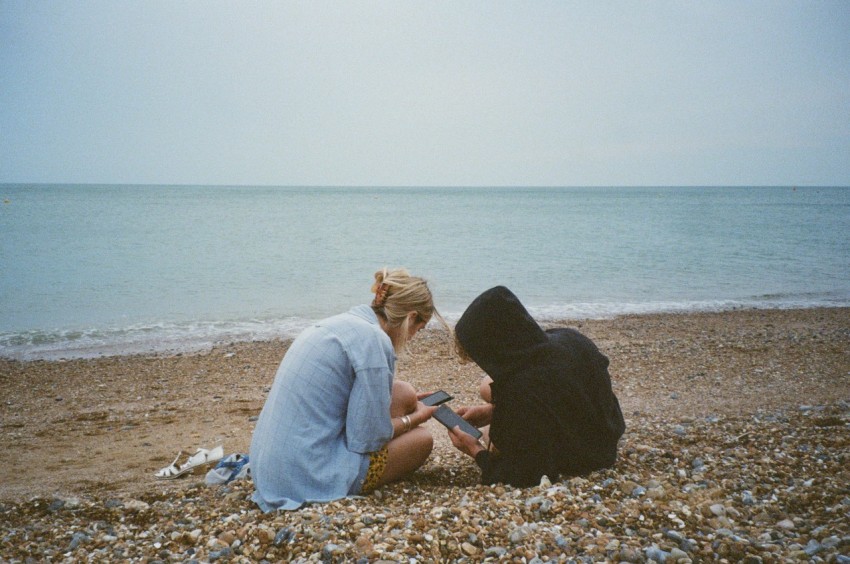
[1, 1, 849, 187]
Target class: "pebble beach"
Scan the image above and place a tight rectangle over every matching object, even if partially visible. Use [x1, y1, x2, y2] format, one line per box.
[1, 307, 848, 563]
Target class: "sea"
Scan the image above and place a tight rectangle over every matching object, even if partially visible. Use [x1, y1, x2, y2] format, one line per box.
[1, 184, 848, 361]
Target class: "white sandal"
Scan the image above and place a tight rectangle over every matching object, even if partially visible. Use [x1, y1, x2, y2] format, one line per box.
[154, 446, 224, 480]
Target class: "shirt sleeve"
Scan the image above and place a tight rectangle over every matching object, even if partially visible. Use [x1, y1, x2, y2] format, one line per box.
[475, 450, 491, 470]
[345, 364, 394, 453]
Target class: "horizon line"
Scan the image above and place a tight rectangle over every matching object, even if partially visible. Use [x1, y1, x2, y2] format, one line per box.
[3, 182, 849, 189]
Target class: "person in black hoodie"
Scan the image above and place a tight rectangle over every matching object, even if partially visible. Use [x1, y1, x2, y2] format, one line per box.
[448, 286, 625, 487]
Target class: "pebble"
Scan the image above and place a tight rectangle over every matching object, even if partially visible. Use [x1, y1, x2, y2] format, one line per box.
[645, 544, 671, 561]
[273, 526, 295, 545]
[123, 499, 150, 511]
[460, 541, 478, 555]
[484, 546, 507, 557]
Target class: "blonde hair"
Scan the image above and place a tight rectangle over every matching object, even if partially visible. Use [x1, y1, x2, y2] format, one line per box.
[371, 267, 448, 352]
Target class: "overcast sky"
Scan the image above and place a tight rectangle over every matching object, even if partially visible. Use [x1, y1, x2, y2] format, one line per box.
[2, 1, 848, 187]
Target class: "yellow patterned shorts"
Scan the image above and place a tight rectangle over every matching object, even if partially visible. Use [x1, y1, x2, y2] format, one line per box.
[360, 447, 388, 493]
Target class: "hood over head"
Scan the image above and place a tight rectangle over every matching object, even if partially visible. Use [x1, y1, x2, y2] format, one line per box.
[454, 286, 547, 377]
[456, 286, 626, 485]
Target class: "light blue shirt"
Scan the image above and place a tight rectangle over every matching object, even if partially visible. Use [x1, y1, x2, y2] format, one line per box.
[250, 305, 396, 511]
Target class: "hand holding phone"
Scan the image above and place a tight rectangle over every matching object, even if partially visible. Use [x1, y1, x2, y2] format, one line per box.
[455, 403, 494, 428]
[433, 404, 483, 440]
[448, 422, 487, 458]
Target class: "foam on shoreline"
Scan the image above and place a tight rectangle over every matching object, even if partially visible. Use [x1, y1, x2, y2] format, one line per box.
[3, 297, 848, 361]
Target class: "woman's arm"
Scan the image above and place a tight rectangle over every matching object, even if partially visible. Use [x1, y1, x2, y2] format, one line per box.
[391, 400, 437, 438]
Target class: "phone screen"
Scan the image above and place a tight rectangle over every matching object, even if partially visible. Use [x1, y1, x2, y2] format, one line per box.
[433, 404, 483, 439]
[421, 390, 453, 406]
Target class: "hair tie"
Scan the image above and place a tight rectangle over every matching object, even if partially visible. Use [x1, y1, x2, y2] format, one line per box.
[374, 282, 389, 306]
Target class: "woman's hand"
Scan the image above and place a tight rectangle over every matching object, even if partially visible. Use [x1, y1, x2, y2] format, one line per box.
[409, 401, 438, 427]
[455, 403, 493, 428]
[448, 426, 486, 458]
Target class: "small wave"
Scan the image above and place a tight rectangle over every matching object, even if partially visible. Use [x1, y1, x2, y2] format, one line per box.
[0, 318, 313, 361]
[527, 293, 850, 321]
[3, 292, 849, 361]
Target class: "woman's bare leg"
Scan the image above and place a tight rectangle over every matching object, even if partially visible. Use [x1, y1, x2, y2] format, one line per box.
[378, 427, 433, 486]
[377, 380, 433, 487]
[478, 376, 495, 449]
[390, 380, 417, 418]
[479, 375, 494, 403]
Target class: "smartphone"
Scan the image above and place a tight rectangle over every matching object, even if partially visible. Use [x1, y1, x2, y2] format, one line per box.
[421, 390, 453, 407]
[433, 404, 483, 440]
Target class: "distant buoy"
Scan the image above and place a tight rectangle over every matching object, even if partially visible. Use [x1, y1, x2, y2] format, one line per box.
[3, 199, 9, 204]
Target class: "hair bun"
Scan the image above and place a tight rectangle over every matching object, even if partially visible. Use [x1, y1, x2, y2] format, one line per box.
[371, 268, 388, 294]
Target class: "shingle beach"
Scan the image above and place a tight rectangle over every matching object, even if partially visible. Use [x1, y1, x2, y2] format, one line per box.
[1, 308, 848, 562]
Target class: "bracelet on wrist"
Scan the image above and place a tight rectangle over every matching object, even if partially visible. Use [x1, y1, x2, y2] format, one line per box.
[400, 414, 412, 433]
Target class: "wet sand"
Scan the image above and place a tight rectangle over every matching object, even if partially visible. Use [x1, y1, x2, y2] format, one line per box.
[1, 308, 848, 561]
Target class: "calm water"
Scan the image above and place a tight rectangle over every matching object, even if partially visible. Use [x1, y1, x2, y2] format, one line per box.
[1, 185, 848, 359]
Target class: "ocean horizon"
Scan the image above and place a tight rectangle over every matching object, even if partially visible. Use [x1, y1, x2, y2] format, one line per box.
[2, 184, 848, 360]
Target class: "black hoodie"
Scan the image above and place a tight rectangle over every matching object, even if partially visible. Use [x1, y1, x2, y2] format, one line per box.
[455, 286, 625, 486]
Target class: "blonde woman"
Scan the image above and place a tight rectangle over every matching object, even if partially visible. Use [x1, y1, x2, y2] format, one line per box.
[250, 268, 444, 511]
